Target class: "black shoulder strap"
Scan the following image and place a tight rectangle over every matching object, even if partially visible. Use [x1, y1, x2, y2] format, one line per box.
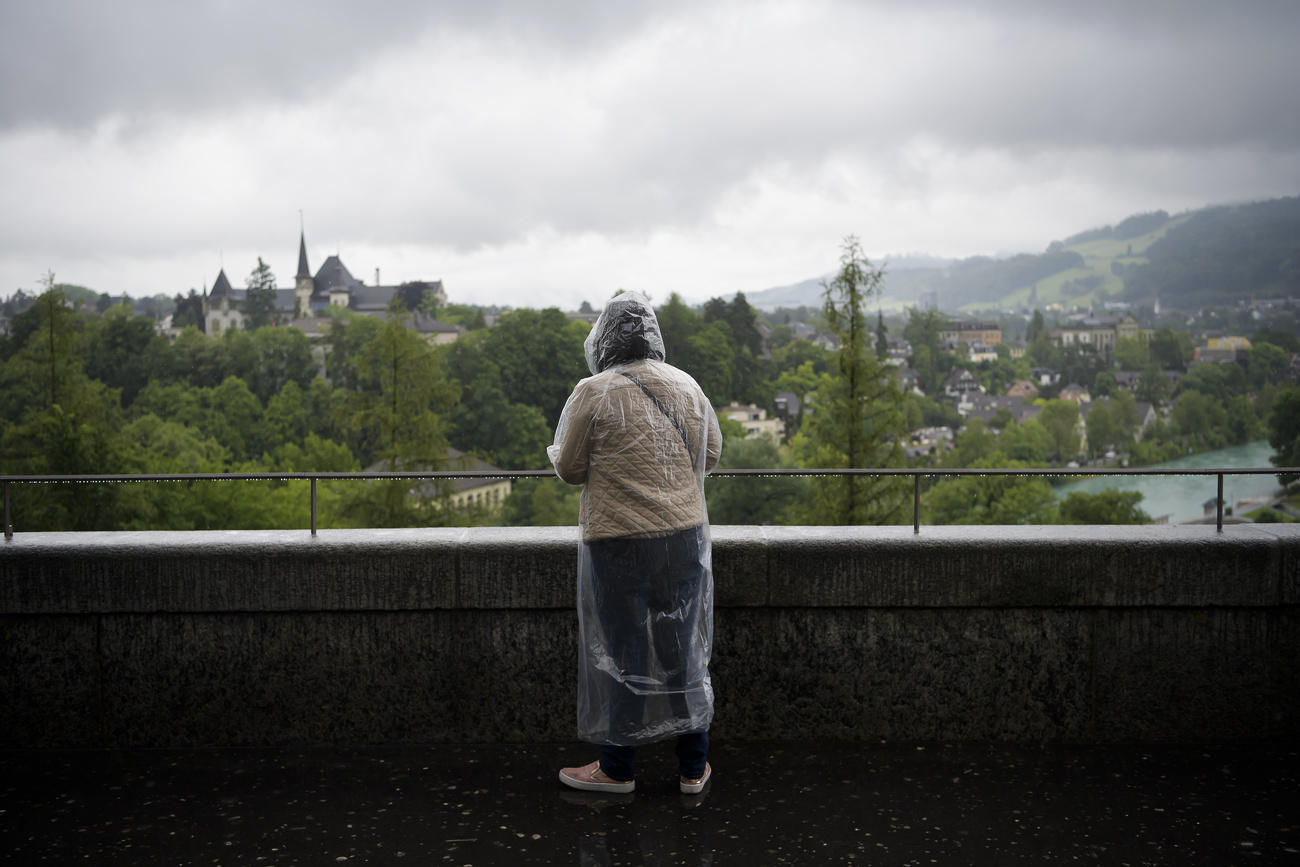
[619, 371, 696, 463]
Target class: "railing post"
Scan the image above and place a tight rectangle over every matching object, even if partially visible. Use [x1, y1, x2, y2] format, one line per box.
[311, 477, 318, 537]
[913, 474, 920, 534]
[3, 480, 11, 541]
[1217, 473, 1223, 533]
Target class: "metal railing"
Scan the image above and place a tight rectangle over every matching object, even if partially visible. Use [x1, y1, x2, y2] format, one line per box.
[2, 466, 1295, 540]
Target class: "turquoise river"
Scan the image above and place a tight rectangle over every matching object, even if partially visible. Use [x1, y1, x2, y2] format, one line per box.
[1054, 439, 1283, 523]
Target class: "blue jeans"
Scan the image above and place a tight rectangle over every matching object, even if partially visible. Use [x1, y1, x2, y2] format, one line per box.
[600, 731, 709, 781]
[588, 526, 710, 778]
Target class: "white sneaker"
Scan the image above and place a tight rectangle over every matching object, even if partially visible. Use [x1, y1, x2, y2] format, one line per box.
[679, 762, 711, 794]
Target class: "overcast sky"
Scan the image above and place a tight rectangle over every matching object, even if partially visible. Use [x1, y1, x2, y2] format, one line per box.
[2, 0, 1297, 309]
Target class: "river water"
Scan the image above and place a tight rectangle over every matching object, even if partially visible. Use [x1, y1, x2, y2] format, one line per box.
[1054, 440, 1282, 523]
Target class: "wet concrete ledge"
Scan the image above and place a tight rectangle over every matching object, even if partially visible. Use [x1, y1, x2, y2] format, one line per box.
[2, 525, 1297, 747]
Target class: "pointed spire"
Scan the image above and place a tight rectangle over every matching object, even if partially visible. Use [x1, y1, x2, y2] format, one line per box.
[296, 228, 311, 279]
[211, 268, 233, 298]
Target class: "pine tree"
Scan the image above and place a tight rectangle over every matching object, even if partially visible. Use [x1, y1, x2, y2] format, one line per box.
[243, 257, 278, 329]
[791, 238, 908, 524]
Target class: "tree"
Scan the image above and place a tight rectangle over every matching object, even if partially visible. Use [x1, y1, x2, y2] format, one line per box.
[243, 257, 278, 329]
[789, 238, 907, 524]
[446, 373, 553, 470]
[999, 418, 1053, 463]
[1171, 390, 1228, 450]
[685, 321, 735, 403]
[1136, 364, 1171, 406]
[1113, 337, 1150, 371]
[206, 376, 265, 460]
[656, 293, 703, 368]
[477, 308, 589, 426]
[172, 289, 205, 331]
[943, 417, 998, 468]
[1085, 402, 1117, 458]
[904, 308, 948, 394]
[264, 380, 310, 447]
[352, 313, 459, 469]
[1110, 390, 1140, 444]
[227, 325, 317, 404]
[1092, 371, 1117, 398]
[923, 458, 1059, 525]
[1149, 327, 1194, 370]
[1177, 362, 1247, 404]
[1249, 341, 1289, 389]
[169, 326, 230, 388]
[1058, 490, 1151, 524]
[875, 310, 888, 360]
[704, 433, 805, 525]
[1038, 400, 1082, 462]
[1026, 309, 1047, 343]
[1268, 386, 1300, 484]
[84, 304, 172, 406]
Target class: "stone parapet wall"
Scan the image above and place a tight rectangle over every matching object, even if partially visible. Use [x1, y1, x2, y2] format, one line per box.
[2, 525, 1296, 747]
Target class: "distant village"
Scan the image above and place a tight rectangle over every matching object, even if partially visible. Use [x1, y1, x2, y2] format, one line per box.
[3, 226, 1296, 526]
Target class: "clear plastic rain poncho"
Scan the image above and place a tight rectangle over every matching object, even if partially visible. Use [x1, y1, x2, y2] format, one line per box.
[548, 292, 723, 746]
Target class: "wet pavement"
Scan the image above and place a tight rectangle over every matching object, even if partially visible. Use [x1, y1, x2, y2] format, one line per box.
[2, 742, 1298, 865]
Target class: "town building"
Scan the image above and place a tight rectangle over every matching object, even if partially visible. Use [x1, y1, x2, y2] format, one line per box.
[939, 321, 1002, 349]
[1194, 336, 1252, 365]
[942, 367, 984, 399]
[1006, 380, 1039, 399]
[967, 340, 999, 363]
[720, 403, 785, 441]
[1050, 314, 1150, 360]
[203, 230, 448, 335]
[884, 334, 912, 366]
[905, 426, 953, 459]
[960, 393, 1032, 426]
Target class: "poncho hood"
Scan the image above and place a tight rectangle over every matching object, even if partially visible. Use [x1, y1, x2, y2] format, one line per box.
[584, 291, 667, 375]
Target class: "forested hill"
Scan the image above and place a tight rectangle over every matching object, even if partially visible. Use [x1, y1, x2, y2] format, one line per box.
[744, 195, 1300, 311]
[1121, 196, 1300, 307]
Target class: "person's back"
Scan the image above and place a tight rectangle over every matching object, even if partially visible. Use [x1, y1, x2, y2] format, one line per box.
[551, 357, 719, 541]
[550, 292, 721, 796]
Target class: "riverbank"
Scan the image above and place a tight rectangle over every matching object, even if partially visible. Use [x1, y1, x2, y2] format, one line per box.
[1055, 440, 1282, 523]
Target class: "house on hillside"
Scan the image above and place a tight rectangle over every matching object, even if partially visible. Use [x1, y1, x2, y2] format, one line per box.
[1050, 314, 1151, 360]
[961, 393, 1030, 426]
[942, 367, 983, 399]
[1006, 380, 1039, 398]
[967, 340, 998, 363]
[372, 448, 512, 515]
[884, 334, 912, 366]
[1194, 336, 1251, 365]
[773, 391, 801, 421]
[939, 320, 1002, 350]
[1058, 383, 1091, 405]
[203, 228, 448, 334]
[720, 404, 785, 441]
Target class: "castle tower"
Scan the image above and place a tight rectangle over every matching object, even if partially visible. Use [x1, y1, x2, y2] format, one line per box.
[294, 229, 314, 317]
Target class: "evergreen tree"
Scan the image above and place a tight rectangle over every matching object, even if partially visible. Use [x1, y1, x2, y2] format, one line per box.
[243, 257, 278, 329]
[790, 238, 908, 524]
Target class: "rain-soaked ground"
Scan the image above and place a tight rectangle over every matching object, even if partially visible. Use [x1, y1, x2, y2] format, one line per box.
[2, 742, 1297, 864]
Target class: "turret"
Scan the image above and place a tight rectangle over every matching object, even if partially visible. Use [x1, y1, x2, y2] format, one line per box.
[294, 229, 314, 317]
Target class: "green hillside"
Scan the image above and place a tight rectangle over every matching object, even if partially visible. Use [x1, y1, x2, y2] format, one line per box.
[974, 215, 1190, 312]
[748, 196, 1300, 312]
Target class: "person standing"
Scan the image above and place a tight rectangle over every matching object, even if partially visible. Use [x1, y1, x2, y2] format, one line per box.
[549, 291, 722, 795]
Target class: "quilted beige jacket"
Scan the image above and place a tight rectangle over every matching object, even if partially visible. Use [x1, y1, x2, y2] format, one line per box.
[550, 359, 722, 541]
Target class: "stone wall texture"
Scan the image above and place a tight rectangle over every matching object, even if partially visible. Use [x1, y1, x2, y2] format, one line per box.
[2, 525, 1296, 747]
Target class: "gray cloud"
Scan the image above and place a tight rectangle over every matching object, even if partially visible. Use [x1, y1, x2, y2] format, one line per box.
[0, 0, 689, 129]
[1, 0, 1297, 302]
